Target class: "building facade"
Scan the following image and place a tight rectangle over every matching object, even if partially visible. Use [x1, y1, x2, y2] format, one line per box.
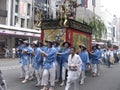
[9, 0, 33, 28]
[0, 0, 7, 25]
[0, 0, 41, 57]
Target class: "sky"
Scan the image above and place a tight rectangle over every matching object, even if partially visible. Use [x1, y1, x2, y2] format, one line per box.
[102, 0, 120, 17]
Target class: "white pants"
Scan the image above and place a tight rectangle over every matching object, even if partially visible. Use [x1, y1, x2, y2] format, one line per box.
[29, 57, 35, 77]
[41, 63, 56, 86]
[92, 64, 100, 74]
[62, 62, 68, 80]
[29, 66, 35, 77]
[65, 78, 79, 90]
[12, 53, 15, 58]
[20, 64, 29, 80]
[35, 70, 40, 84]
[35, 66, 42, 84]
[55, 61, 60, 80]
[80, 71, 85, 81]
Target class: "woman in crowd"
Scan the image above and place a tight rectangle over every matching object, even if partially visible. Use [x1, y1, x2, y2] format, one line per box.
[20, 40, 30, 83]
[28, 43, 35, 81]
[17, 39, 24, 58]
[65, 47, 82, 90]
[53, 41, 61, 82]
[57, 42, 70, 86]
[90, 45, 102, 77]
[79, 44, 89, 84]
[106, 48, 114, 68]
[32, 41, 43, 86]
[41, 40, 56, 90]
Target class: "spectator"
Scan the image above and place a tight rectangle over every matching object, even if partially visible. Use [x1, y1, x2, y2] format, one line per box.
[12, 47, 16, 59]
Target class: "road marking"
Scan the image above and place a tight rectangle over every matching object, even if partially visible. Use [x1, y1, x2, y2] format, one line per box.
[0, 66, 20, 71]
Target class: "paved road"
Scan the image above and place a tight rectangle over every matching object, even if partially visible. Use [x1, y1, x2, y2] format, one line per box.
[0, 58, 120, 90]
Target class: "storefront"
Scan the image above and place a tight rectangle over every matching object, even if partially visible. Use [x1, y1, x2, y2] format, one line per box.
[0, 25, 41, 58]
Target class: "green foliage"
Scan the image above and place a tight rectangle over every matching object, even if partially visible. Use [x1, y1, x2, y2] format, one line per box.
[89, 16, 107, 41]
[78, 18, 83, 23]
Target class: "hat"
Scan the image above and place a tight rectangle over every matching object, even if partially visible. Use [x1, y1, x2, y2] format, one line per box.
[18, 39, 23, 41]
[18, 39, 23, 43]
[53, 41, 60, 46]
[23, 40, 29, 44]
[32, 40, 38, 45]
[45, 40, 53, 45]
[79, 44, 87, 49]
[62, 42, 71, 47]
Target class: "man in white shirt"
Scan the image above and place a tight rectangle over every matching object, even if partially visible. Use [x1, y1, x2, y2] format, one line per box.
[12, 47, 16, 58]
[65, 47, 82, 90]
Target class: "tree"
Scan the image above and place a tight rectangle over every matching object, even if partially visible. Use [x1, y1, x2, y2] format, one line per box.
[89, 16, 107, 41]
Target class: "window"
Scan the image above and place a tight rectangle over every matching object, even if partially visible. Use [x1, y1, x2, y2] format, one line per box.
[113, 27, 115, 37]
[14, 16, 18, 25]
[21, 18, 25, 28]
[27, 19, 30, 28]
[27, 4, 30, 15]
[15, 0, 19, 13]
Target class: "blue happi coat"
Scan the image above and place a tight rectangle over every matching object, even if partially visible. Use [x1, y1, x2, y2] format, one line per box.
[91, 49, 101, 64]
[79, 50, 89, 71]
[43, 47, 56, 69]
[40, 46, 46, 51]
[27, 46, 35, 65]
[17, 44, 25, 58]
[60, 48, 70, 64]
[55, 46, 61, 53]
[54, 46, 61, 64]
[21, 46, 29, 65]
[34, 47, 43, 70]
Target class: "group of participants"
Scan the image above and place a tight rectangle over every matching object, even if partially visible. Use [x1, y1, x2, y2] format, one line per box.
[17, 39, 113, 90]
[101, 45, 120, 67]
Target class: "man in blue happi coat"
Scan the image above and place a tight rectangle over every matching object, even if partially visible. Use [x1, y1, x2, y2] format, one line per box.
[41, 40, 56, 90]
[57, 42, 70, 86]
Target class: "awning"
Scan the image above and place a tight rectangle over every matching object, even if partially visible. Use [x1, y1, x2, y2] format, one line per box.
[0, 24, 41, 37]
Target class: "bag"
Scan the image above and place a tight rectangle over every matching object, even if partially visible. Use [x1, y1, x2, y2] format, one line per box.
[109, 56, 115, 64]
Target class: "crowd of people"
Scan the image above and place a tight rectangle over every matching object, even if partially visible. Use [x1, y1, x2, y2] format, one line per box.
[16, 39, 120, 90]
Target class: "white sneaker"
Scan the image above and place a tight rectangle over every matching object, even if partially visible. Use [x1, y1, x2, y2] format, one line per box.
[21, 79, 27, 84]
[29, 76, 34, 81]
[49, 87, 54, 90]
[60, 82, 65, 87]
[41, 87, 48, 90]
[80, 80, 84, 85]
[55, 79, 59, 82]
[35, 82, 41, 87]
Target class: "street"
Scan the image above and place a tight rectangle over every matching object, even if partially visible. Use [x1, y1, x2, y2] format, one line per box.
[0, 58, 120, 90]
